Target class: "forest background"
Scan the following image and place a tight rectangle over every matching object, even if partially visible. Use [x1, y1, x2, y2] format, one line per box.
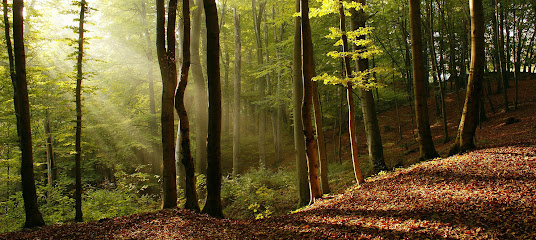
[1, 0, 535, 233]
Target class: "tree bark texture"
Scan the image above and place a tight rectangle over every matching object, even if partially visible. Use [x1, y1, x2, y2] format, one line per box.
[408, 0, 439, 160]
[339, 0, 365, 184]
[351, 0, 388, 173]
[201, 0, 223, 218]
[74, 0, 86, 222]
[9, 0, 46, 228]
[448, 0, 484, 156]
[293, 0, 310, 207]
[175, 0, 200, 211]
[312, 82, 330, 194]
[156, 0, 178, 209]
[300, 0, 323, 204]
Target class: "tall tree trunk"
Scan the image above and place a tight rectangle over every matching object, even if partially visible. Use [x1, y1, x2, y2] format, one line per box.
[293, 0, 310, 206]
[301, 0, 323, 204]
[448, 0, 484, 155]
[141, 0, 161, 176]
[175, 0, 200, 211]
[156, 0, 178, 209]
[74, 0, 87, 222]
[338, 1, 365, 184]
[498, 3, 509, 111]
[273, 6, 283, 167]
[232, 8, 242, 176]
[192, 0, 208, 175]
[44, 109, 56, 185]
[352, 0, 388, 173]
[201, 0, 223, 218]
[8, 0, 46, 228]
[252, 0, 267, 167]
[427, 3, 449, 143]
[409, 0, 439, 160]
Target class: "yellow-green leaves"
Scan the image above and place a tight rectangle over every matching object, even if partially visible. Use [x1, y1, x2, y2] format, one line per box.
[309, 0, 368, 18]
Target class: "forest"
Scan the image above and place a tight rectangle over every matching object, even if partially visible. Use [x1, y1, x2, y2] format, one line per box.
[1, 0, 536, 238]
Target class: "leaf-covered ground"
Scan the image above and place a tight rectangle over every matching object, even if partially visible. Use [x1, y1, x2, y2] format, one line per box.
[2, 145, 535, 239]
[2, 74, 536, 239]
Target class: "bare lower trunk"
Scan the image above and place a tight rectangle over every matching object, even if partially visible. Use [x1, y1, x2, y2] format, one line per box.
[293, 0, 309, 206]
[301, 0, 322, 203]
[448, 0, 484, 155]
[311, 82, 330, 194]
[9, 0, 45, 228]
[409, 0, 439, 160]
[201, 0, 223, 218]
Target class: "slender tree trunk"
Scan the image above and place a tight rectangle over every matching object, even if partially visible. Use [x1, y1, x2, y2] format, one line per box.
[274, 7, 283, 167]
[352, 0, 388, 173]
[201, 0, 223, 218]
[293, 0, 310, 206]
[8, 0, 45, 228]
[44, 109, 56, 185]
[232, 8, 242, 176]
[74, 0, 87, 222]
[192, 0, 208, 175]
[427, 4, 449, 143]
[141, 0, 161, 176]
[392, 62, 403, 141]
[175, 0, 200, 211]
[311, 82, 329, 193]
[301, 0, 323, 204]
[498, 3, 509, 111]
[252, 0, 267, 167]
[156, 0, 178, 209]
[448, 0, 484, 155]
[339, 0, 365, 184]
[409, 0, 439, 160]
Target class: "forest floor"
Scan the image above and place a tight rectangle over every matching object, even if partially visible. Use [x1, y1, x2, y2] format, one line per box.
[2, 74, 536, 239]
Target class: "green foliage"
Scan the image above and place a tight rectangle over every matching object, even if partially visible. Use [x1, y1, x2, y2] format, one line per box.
[221, 168, 297, 219]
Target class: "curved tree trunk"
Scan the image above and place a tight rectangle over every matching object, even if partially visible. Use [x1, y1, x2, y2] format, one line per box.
[408, 0, 439, 161]
[201, 0, 223, 218]
[8, 0, 46, 228]
[448, 0, 484, 156]
[175, 0, 200, 211]
[156, 0, 178, 209]
[293, 0, 310, 206]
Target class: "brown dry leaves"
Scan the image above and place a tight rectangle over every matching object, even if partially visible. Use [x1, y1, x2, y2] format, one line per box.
[2, 146, 535, 239]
